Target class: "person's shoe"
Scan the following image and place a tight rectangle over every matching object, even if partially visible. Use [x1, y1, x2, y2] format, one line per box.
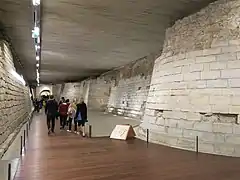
[77, 132, 80, 135]
[74, 131, 77, 133]
[67, 130, 71, 132]
[82, 133, 86, 137]
[48, 129, 51, 135]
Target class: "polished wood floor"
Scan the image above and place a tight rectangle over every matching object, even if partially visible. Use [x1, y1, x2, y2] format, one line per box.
[14, 113, 240, 180]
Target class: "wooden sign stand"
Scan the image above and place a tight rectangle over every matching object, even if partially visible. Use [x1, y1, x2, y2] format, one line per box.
[110, 124, 136, 140]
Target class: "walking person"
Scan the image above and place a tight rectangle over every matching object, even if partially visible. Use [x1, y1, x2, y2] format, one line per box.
[45, 95, 58, 134]
[74, 97, 88, 137]
[34, 98, 40, 113]
[67, 100, 76, 132]
[59, 97, 65, 106]
[65, 99, 71, 126]
[59, 99, 69, 129]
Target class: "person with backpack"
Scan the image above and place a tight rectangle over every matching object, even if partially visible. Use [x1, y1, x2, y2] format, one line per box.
[58, 99, 70, 129]
[65, 99, 71, 126]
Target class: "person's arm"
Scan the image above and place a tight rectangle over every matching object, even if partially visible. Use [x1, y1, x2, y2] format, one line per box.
[45, 101, 48, 114]
[75, 105, 80, 119]
[56, 101, 59, 112]
[84, 104, 87, 119]
[58, 104, 61, 112]
[67, 105, 72, 115]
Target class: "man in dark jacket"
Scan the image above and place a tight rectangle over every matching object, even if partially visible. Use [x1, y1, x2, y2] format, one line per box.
[45, 95, 58, 134]
[74, 97, 88, 137]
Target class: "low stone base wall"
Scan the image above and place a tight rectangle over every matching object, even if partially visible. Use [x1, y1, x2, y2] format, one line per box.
[136, 124, 240, 157]
[0, 111, 33, 158]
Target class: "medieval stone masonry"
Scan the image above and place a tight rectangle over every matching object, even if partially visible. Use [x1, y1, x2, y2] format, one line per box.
[137, 0, 240, 157]
[0, 41, 32, 155]
[53, 53, 157, 120]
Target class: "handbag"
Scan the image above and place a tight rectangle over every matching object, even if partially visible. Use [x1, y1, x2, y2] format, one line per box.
[56, 111, 60, 119]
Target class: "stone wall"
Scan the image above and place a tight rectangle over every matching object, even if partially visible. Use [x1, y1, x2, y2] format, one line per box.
[107, 75, 151, 119]
[137, 0, 240, 156]
[0, 41, 32, 148]
[52, 53, 156, 119]
[52, 84, 64, 101]
[162, 0, 240, 56]
[88, 54, 156, 117]
[52, 80, 90, 104]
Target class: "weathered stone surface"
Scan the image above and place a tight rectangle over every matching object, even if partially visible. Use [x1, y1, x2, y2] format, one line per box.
[53, 53, 156, 119]
[140, 0, 240, 157]
[198, 142, 214, 154]
[0, 41, 32, 155]
[214, 144, 235, 156]
[162, 0, 240, 55]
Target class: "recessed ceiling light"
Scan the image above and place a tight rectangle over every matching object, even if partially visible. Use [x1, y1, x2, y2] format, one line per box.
[35, 45, 40, 50]
[33, 0, 40, 6]
[32, 27, 40, 38]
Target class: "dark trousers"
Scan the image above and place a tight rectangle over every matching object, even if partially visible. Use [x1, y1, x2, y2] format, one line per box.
[60, 115, 67, 128]
[74, 120, 86, 131]
[74, 120, 78, 131]
[47, 114, 55, 132]
[68, 117, 73, 131]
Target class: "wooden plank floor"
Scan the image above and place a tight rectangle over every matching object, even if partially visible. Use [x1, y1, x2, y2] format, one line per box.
[14, 113, 240, 180]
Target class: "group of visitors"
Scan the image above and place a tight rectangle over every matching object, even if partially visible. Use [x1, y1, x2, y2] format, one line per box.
[33, 95, 48, 112]
[45, 95, 88, 137]
[33, 98, 43, 112]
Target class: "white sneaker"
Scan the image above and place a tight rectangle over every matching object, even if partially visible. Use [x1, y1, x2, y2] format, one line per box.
[77, 132, 80, 135]
[67, 130, 71, 132]
[74, 131, 77, 133]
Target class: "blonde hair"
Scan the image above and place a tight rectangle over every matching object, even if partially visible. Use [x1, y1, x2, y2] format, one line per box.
[70, 103, 77, 110]
[75, 97, 84, 103]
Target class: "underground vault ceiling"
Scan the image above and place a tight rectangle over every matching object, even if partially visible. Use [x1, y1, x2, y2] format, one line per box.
[0, 0, 35, 82]
[0, 0, 217, 84]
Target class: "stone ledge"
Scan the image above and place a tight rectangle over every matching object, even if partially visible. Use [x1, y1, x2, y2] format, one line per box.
[0, 111, 33, 158]
[136, 125, 240, 157]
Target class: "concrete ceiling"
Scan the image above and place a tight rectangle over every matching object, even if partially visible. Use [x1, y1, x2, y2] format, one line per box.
[0, 0, 35, 82]
[0, 0, 216, 84]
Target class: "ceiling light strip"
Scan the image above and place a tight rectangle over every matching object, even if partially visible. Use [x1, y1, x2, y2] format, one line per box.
[32, 0, 41, 86]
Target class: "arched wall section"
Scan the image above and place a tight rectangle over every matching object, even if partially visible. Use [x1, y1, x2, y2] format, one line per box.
[36, 85, 53, 97]
[138, 0, 240, 156]
[40, 90, 50, 96]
